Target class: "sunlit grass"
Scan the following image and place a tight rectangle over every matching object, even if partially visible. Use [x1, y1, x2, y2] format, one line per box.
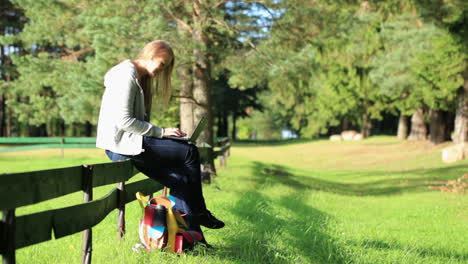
[1, 136, 467, 263]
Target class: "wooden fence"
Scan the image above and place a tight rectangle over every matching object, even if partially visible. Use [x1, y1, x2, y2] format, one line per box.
[0, 137, 96, 156]
[0, 138, 231, 264]
[0, 137, 230, 155]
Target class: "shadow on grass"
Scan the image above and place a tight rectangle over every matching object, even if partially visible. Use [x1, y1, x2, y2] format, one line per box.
[248, 162, 466, 196]
[355, 239, 468, 262]
[219, 169, 352, 263]
[216, 161, 466, 263]
[220, 191, 351, 264]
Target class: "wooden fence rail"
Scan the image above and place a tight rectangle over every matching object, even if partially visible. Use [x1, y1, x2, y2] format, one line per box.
[0, 160, 163, 264]
[0, 137, 231, 264]
[0, 137, 96, 154]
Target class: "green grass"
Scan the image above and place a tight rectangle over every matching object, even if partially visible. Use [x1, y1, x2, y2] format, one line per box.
[1, 136, 467, 263]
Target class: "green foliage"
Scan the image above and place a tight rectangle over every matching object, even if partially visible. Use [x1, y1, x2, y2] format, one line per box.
[236, 108, 283, 140]
[369, 14, 424, 115]
[229, 0, 466, 137]
[5, 0, 174, 126]
[370, 14, 466, 115]
[306, 63, 361, 135]
[411, 28, 466, 110]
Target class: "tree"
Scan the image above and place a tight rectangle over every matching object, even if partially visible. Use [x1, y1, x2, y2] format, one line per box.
[4, 0, 176, 136]
[414, 0, 468, 143]
[212, 71, 263, 138]
[411, 28, 465, 143]
[369, 13, 465, 143]
[0, 0, 26, 136]
[369, 14, 425, 140]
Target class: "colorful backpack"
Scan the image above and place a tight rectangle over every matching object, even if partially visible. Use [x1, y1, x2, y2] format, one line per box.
[135, 190, 203, 254]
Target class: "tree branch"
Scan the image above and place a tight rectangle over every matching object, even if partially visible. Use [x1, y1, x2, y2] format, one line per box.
[212, 0, 228, 9]
[63, 47, 93, 57]
[61, 47, 93, 61]
[172, 94, 204, 107]
[159, 4, 193, 34]
[210, 17, 275, 66]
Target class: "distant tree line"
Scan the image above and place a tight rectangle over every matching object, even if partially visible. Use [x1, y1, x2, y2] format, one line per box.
[228, 0, 467, 144]
[0, 0, 467, 146]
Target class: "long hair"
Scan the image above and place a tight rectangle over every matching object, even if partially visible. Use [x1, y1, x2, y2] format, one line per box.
[136, 40, 174, 116]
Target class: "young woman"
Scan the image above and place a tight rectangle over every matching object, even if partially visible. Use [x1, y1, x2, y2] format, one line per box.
[96, 40, 224, 230]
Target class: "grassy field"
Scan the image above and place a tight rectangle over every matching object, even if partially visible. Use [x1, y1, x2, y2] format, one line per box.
[1, 136, 467, 264]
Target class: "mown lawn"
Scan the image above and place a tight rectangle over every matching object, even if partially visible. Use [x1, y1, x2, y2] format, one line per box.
[1, 136, 467, 264]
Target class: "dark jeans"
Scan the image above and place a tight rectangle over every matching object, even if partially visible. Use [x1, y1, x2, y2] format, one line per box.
[105, 136, 207, 214]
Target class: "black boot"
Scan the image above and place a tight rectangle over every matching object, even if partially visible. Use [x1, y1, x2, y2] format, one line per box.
[196, 210, 225, 229]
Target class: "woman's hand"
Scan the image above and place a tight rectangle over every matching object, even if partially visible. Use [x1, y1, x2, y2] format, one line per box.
[163, 127, 187, 137]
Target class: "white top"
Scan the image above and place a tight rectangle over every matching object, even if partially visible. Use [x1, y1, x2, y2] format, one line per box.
[96, 60, 164, 155]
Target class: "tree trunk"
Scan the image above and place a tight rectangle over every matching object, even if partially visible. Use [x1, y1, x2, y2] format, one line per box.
[453, 70, 468, 144]
[216, 110, 229, 137]
[0, 94, 5, 137]
[342, 119, 349, 131]
[429, 109, 446, 144]
[59, 120, 66, 136]
[359, 67, 371, 138]
[231, 114, 237, 140]
[222, 111, 228, 137]
[46, 120, 53, 137]
[72, 123, 78, 136]
[361, 113, 372, 138]
[85, 121, 92, 137]
[176, 14, 195, 135]
[397, 114, 409, 140]
[408, 108, 427, 140]
[193, 0, 215, 174]
[5, 94, 12, 137]
[0, 45, 5, 137]
[178, 63, 195, 134]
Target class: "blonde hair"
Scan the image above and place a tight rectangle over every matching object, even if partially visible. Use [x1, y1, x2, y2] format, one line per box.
[136, 40, 174, 115]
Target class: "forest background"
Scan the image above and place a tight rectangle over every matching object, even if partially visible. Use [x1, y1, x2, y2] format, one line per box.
[0, 0, 467, 146]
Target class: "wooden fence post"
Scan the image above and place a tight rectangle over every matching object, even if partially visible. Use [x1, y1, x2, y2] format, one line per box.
[219, 153, 225, 168]
[223, 151, 228, 167]
[1, 209, 16, 264]
[117, 182, 125, 239]
[82, 165, 93, 264]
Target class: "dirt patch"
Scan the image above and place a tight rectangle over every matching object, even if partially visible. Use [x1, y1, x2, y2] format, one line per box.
[428, 174, 468, 194]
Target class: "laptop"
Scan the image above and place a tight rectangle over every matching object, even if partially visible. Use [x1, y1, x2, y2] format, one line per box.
[163, 117, 207, 143]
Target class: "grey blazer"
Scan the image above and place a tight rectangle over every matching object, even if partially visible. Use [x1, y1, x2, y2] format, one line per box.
[96, 60, 164, 155]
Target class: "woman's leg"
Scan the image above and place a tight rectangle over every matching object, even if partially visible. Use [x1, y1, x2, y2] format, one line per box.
[131, 137, 207, 213]
[105, 137, 224, 229]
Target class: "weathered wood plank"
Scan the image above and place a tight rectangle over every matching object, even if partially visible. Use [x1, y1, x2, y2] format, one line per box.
[0, 166, 83, 210]
[116, 182, 125, 239]
[2, 209, 15, 264]
[53, 188, 118, 239]
[8, 176, 157, 251]
[125, 179, 163, 204]
[214, 137, 230, 147]
[0, 221, 4, 253]
[214, 143, 231, 156]
[82, 165, 93, 264]
[90, 160, 135, 188]
[0, 144, 96, 153]
[14, 211, 53, 250]
[0, 137, 96, 144]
